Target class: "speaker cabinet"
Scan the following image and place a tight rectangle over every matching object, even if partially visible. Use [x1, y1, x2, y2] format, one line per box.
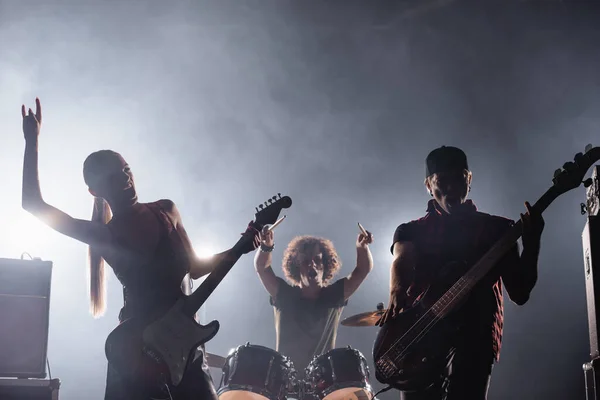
[0, 258, 52, 378]
[584, 358, 600, 400]
[584, 217, 600, 358]
[0, 378, 60, 400]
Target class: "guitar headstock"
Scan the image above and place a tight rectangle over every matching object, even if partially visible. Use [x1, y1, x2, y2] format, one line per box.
[253, 193, 292, 229]
[550, 144, 600, 198]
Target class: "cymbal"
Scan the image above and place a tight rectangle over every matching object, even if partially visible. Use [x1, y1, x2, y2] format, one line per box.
[341, 309, 386, 327]
[205, 352, 226, 369]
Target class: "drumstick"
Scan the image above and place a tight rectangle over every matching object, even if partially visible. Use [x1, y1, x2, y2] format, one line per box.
[267, 215, 286, 232]
[358, 222, 368, 236]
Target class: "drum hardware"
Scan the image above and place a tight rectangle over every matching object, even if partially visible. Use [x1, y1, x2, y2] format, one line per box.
[340, 303, 386, 327]
[265, 358, 275, 387]
[205, 352, 227, 369]
[328, 357, 336, 381]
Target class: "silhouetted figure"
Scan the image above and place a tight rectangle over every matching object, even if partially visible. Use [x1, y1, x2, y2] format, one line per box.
[379, 146, 545, 400]
[20, 98, 260, 400]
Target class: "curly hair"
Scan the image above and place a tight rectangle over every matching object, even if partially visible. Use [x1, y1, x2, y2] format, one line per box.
[281, 235, 342, 286]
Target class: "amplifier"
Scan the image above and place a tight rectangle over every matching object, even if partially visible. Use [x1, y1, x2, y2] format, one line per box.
[587, 165, 599, 217]
[0, 378, 60, 400]
[0, 258, 53, 378]
[584, 217, 600, 358]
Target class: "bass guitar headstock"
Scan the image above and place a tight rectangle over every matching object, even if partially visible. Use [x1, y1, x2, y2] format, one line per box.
[549, 144, 600, 200]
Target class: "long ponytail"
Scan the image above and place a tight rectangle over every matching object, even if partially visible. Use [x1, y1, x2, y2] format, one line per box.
[88, 196, 112, 318]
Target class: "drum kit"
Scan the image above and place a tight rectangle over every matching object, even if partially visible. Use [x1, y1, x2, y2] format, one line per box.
[206, 304, 386, 400]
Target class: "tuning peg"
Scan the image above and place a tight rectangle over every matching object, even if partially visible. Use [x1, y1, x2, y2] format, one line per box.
[268, 199, 273, 205]
[259, 204, 264, 210]
[277, 193, 281, 199]
[554, 168, 562, 178]
[586, 144, 593, 153]
[264, 201, 268, 207]
[272, 196, 277, 201]
[255, 207, 259, 213]
[563, 161, 576, 171]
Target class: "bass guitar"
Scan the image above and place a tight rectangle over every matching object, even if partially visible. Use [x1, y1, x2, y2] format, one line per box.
[105, 193, 292, 390]
[372, 145, 600, 392]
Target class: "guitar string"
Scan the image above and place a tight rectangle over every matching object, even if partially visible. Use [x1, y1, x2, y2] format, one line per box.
[378, 289, 460, 379]
[383, 262, 495, 370]
[403, 237, 514, 353]
[396, 279, 471, 357]
[378, 235, 510, 365]
[163, 384, 173, 400]
[377, 280, 459, 362]
[378, 272, 478, 368]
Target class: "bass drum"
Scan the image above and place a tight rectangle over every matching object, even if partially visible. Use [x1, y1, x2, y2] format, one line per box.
[305, 347, 373, 400]
[218, 343, 297, 400]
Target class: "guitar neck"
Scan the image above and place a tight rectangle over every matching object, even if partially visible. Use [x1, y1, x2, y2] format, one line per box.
[181, 236, 247, 316]
[434, 187, 557, 316]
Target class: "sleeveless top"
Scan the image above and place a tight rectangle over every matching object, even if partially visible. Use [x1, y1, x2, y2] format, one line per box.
[390, 199, 515, 362]
[103, 202, 190, 322]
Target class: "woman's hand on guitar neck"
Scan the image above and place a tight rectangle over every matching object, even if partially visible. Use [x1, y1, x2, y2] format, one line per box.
[22, 98, 42, 142]
[236, 221, 261, 254]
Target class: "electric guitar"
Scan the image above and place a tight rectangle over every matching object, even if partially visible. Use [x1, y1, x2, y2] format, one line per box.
[373, 145, 600, 392]
[104, 193, 292, 390]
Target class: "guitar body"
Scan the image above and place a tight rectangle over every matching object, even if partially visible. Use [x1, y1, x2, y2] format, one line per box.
[373, 261, 468, 391]
[105, 297, 220, 389]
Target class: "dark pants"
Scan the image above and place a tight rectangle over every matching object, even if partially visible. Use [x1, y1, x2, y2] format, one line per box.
[104, 355, 218, 400]
[399, 344, 494, 400]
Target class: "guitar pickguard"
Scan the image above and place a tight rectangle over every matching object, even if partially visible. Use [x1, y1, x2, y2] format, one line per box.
[142, 298, 219, 386]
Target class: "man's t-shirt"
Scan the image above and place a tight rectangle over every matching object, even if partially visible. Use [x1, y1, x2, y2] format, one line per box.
[270, 276, 347, 377]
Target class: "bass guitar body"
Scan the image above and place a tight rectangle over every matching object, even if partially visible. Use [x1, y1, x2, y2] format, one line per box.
[372, 261, 467, 392]
[105, 297, 220, 390]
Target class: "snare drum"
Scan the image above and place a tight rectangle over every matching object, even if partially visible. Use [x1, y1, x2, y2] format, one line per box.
[305, 347, 373, 400]
[218, 343, 297, 400]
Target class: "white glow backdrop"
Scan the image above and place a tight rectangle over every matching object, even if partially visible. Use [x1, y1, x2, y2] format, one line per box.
[1, 1, 600, 399]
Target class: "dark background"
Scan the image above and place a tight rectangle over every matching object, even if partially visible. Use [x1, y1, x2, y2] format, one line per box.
[1, 0, 599, 398]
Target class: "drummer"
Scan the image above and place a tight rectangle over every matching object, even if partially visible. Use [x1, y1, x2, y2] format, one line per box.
[254, 225, 374, 376]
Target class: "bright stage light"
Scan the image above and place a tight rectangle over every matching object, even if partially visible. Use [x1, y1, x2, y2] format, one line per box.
[0, 211, 54, 258]
[195, 245, 217, 260]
